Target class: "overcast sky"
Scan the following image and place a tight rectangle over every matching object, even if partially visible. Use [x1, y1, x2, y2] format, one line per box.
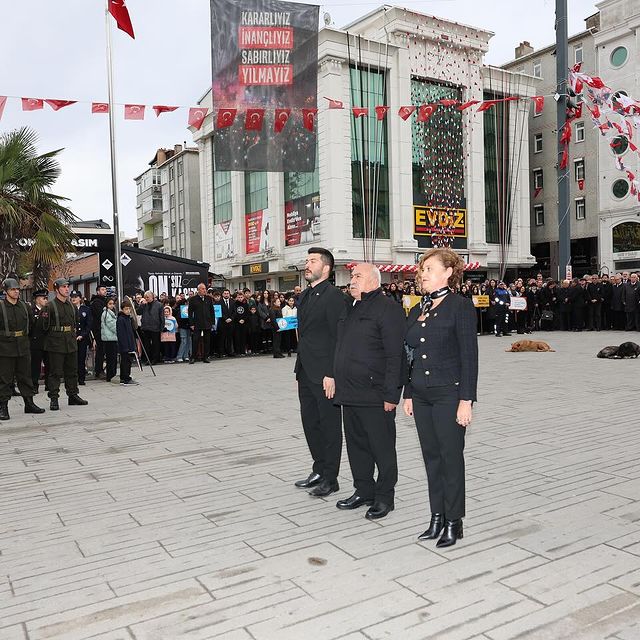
[0, 0, 598, 236]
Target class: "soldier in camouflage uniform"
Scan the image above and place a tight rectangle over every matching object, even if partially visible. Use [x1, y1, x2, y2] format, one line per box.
[39, 278, 88, 411]
[0, 278, 45, 420]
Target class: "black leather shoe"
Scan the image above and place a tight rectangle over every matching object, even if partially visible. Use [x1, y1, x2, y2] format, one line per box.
[49, 398, 59, 411]
[436, 519, 463, 548]
[365, 502, 394, 520]
[336, 493, 373, 510]
[203, 358, 211, 363]
[189, 359, 195, 364]
[0, 401, 9, 421]
[24, 398, 45, 414]
[68, 394, 88, 406]
[418, 513, 445, 540]
[294, 472, 322, 488]
[309, 480, 339, 497]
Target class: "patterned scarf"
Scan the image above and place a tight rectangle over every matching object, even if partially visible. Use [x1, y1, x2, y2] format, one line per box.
[420, 286, 451, 314]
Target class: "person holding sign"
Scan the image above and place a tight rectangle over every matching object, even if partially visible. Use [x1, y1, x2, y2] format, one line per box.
[403, 249, 478, 548]
[188, 283, 213, 364]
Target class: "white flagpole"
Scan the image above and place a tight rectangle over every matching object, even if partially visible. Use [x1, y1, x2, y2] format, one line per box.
[105, 0, 124, 300]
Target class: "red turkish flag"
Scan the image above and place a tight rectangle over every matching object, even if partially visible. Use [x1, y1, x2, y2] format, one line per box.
[559, 146, 569, 170]
[216, 108, 236, 129]
[457, 100, 479, 111]
[153, 105, 178, 117]
[374, 106, 389, 120]
[325, 97, 343, 109]
[585, 75, 605, 89]
[532, 96, 545, 115]
[439, 99, 458, 107]
[477, 100, 499, 113]
[108, 0, 135, 39]
[124, 104, 145, 120]
[302, 108, 317, 131]
[629, 141, 639, 153]
[45, 100, 77, 111]
[398, 106, 416, 120]
[245, 108, 265, 131]
[274, 108, 291, 133]
[22, 98, 43, 111]
[560, 121, 572, 144]
[578, 179, 584, 191]
[352, 107, 368, 118]
[188, 107, 208, 130]
[417, 104, 437, 122]
[92, 102, 109, 114]
[0, 96, 6, 121]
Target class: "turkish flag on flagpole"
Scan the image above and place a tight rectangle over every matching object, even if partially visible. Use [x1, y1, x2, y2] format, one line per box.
[398, 106, 416, 120]
[324, 97, 343, 109]
[0, 96, 6, 121]
[124, 104, 145, 120]
[108, 0, 135, 39]
[531, 96, 545, 115]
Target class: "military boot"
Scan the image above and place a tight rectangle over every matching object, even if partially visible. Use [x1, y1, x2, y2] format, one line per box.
[49, 397, 60, 411]
[0, 401, 9, 420]
[24, 397, 45, 414]
[68, 394, 88, 406]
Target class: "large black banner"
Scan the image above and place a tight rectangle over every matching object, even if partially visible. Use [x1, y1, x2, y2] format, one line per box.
[210, 0, 318, 172]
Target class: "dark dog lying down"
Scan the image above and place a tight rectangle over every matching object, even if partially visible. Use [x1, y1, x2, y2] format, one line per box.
[597, 342, 640, 359]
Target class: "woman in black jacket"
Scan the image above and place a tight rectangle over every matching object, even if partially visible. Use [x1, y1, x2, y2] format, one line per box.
[403, 248, 478, 548]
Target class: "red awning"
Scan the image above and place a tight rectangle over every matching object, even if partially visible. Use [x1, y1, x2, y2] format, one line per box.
[345, 262, 481, 272]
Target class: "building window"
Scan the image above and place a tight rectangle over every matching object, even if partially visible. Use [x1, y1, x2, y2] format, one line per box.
[534, 133, 543, 153]
[152, 170, 162, 185]
[178, 189, 184, 205]
[533, 61, 542, 78]
[610, 46, 628, 68]
[169, 166, 174, 181]
[575, 198, 585, 220]
[169, 194, 175, 209]
[177, 159, 183, 176]
[574, 158, 585, 181]
[574, 44, 583, 65]
[533, 168, 543, 190]
[284, 151, 320, 247]
[136, 181, 142, 195]
[612, 179, 629, 199]
[575, 122, 585, 142]
[350, 66, 390, 239]
[611, 135, 629, 155]
[244, 171, 268, 214]
[214, 170, 232, 224]
[534, 204, 544, 226]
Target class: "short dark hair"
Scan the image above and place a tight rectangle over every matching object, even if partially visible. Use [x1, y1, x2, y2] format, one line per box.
[222, 288, 230, 294]
[308, 247, 334, 272]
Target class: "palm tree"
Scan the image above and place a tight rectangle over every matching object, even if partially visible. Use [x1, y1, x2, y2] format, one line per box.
[0, 126, 76, 286]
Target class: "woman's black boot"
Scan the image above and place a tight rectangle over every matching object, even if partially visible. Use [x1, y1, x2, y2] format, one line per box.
[417, 514, 444, 540]
[436, 519, 463, 548]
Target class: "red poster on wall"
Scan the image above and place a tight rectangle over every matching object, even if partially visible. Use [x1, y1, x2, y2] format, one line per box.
[245, 210, 264, 254]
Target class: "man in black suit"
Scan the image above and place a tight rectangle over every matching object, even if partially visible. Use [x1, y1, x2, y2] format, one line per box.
[333, 263, 405, 520]
[218, 288, 235, 356]
[622, 273, 640, 331]
[600, 274, 613, 330]
[568, 278, 588, 331]
[188, 283, 213, 364]
[611, 274, 625, 330]
[586, 274, 602, 331]
[294, 247, 346, 497]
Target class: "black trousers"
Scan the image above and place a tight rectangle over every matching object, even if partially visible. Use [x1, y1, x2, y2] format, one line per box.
[47, 351, 79, 398]
[571, 307, 585, 330]
[77, 339, 88, 382]
[234, 324, 247, 354]
[343, 405, 397, 502]
[297, 367, 342, 483]
[587, 303, 601, 330]
[0, 354, 35, 402]
[602, 304, 613, 330]
[625, 311, 637, 331]
[94, 337, 105, 375]
[141, 330, 161, 364]
[30, 348, 48, 393]
[272, 329, 282, 356]
[119, 352, 132, 382]
[495, 309, 510, 335]
[412, 384, 466, 520]
[104, 341, 118, 380]
[219, 322, 234, 355]
[191, 329, 210, 361]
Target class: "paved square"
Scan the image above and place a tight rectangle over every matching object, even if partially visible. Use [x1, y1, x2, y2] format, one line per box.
[2, 330, 640, 639]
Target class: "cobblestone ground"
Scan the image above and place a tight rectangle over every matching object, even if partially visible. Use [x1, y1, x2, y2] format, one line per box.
[2, 330, 640, 640]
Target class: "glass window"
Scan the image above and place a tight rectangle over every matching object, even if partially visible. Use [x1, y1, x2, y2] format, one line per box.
[170, 194, 175, 209]
[575, 198, 585, 220]
[613, 221, 640, 253]
[611, 46, 628, 68]
[169, 166, 174, 181]
[534, 133, 543, 153]
[574, 159, 585, 181]
[533, 169, 543, 190]
[152, 170, 162, 185]
[178, 189, 184, 205]
[533, 61, 542, 78]
[575, 122, 585, 142]
[574, 44, 583, 65]
[534, 204, 544, 226]
[612, 179, 629, 199]
[350, 66, 390, 239]
[178, 160, 184, 176]
[214, 170, 232, 224]
[611, 135, 629, 155]
[245, 171, 268, 214]
[136, 181, 142, 195]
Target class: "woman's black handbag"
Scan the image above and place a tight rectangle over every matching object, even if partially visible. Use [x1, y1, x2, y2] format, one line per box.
[541, 310, 554, 322]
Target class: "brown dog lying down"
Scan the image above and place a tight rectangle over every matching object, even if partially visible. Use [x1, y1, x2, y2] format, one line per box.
[505, 340, 555, 352]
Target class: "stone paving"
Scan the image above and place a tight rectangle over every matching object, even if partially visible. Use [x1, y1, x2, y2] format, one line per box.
[2, 329, 640, 639]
